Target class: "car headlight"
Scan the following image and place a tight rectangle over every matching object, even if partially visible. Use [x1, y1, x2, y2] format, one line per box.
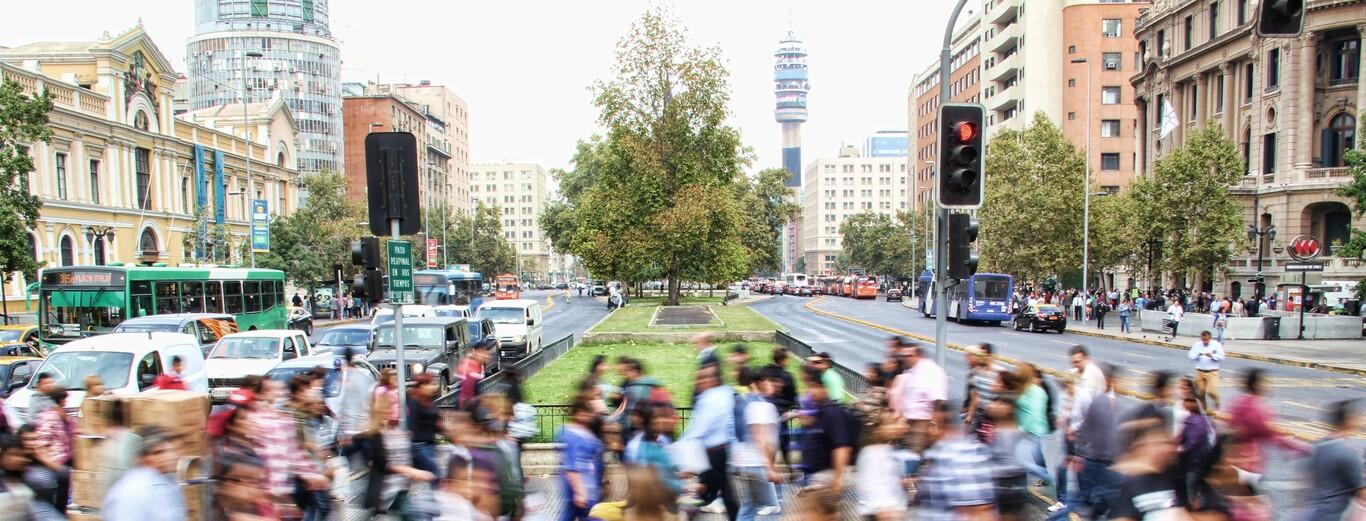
[411, 363, 424, 375]
[513, 335, 527, 344]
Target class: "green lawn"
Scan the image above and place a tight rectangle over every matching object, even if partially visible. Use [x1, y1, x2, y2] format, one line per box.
[521, 341, 802, 406]
[588, 303, 779, 333]
[627, 295, 725, 305]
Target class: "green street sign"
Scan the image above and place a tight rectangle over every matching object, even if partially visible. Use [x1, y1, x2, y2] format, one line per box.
[387, 240, 415, 304]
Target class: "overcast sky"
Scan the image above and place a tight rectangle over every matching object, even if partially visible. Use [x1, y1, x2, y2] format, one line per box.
[1, 0, 963, 172]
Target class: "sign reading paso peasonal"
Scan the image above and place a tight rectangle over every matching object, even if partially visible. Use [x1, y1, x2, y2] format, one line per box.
[387, 240, 415, 304]
[1284, 262, 1325, 272]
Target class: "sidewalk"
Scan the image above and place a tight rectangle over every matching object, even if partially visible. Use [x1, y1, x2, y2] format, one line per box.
[1066, 321, 1366, 376]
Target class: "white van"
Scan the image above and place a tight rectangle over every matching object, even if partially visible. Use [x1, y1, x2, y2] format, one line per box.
[477, 299, 544, 361]
[370, 304, 436, 326]
[3, 332, 208, 425]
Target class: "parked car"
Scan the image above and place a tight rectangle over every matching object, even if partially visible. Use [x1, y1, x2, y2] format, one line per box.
[4, 332, 208, 425]
[369, 317, 485, 396]
[591, 282, 608, 296]
[113, 313, 238, 354]
[0, 356, 43, 398]
[0, 325, 40, 349]
[1013, 304, 1068, 333]
[314, 325, 374, 356]
[885, 288, 904, 302]
[288, 306, 314, 335]
[206, 330, 316, 402]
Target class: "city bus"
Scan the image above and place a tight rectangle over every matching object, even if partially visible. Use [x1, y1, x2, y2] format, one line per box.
[414, 268, 486, 310]
[37, 264, 287, 346]
[782, 273, 809, 290]
[918, 272, 1015, 325]
[854, 276, 879, 299]
[494, 274, 521, 300]
[840, 276, 856, 297]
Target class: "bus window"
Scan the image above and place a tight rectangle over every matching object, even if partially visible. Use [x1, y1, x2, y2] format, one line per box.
[131, 281, 153, 317]
[155, 282, 180, 314]
[262, 281, 276, 310]
[973, 277, 1011, 300]
[225, 281, 244, 314]
[182, 282, 204, 313]
[244, 281, 261, 313]
[205, 281, 223, 313]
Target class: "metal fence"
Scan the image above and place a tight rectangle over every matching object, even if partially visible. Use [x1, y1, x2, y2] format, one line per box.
[527, 405, 695, 444]
[437, 334, 577, 407]
[774, 330, 869, 397]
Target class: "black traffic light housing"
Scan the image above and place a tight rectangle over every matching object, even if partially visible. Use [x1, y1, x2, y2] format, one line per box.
[353, 270, 384, 303]
[938, 103, 985, 209]
[1256, 0, 1303, 38]
[351, 237, 381, 269]
[948, 213, 980, 280]
[364, 132, 422, 236]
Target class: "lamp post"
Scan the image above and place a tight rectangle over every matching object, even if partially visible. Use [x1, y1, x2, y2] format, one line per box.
[1071, 57, 1094, 318]
[84, 226, 116, 266]
[1246, 216, 1276, 299]
[240, 51, 262, 268]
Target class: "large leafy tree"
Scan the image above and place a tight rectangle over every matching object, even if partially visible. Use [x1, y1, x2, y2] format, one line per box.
[417, 202, 516, 278]
[1336, 142, 1366, 260]
[1130, 126, 1244, 288]
[734, 168, 799, 276]
[979, 113, 1086, 284]
[0, 79, 53, 311]
[837, 211, 918, 281]
[1087, 191, 1142, 287]
[258, 171, 365, 289]
[575, 7, 751, 305]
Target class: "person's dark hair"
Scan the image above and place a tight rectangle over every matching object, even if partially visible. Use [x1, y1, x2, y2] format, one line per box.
[731, 344, 748, 355]
[1329, 399, 1358, 429]
[978, 343, 994, 355]
[503, 367, 525, 404]
[35, 373, 53, 385]
[104, 398, 128, 427]
[1200, 433, 1239, 480]
[1119, 416, 1171, 453]
[932, 400, 958, 426]
[16, 424, 37, 438]
[639, 402, 676, 441]
[1100, 363, 1120, 382]
[865, 362, 885, 387]
[998, 370, 1022, 394]
[1244, 368, 1266, 393]
[624, 358, 644, 374]
[802, 365, 825, 385]
[288, 374, 312, 396]
[576, 378, 597, 394]
[1151, 370, 1174, 396]
[772, 347, 788, 365]
[307, 366, 327, 380]
[589, 355, 608, 374]
[569, 394, 594, 416]
[1069, 345, 1090, 357]
[737, 367, 757, 387]
[47, 386, 68, 405]
[171, 355, 183, 366]
[244, 374, 266, 394]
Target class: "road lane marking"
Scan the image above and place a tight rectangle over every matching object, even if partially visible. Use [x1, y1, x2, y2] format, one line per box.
[1285, 401, 1326, 412]
[1048, 339, 1073, 345]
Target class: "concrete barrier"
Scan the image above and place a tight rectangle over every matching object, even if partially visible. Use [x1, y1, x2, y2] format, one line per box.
[1137, 310, 1362, 340]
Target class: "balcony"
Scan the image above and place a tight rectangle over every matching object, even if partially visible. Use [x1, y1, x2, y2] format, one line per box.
[987, 0, 1019, 26]
[987, 22, 1022, 54]
[1302, 167, 1353, 183]
[774, 68, 808, 81]
[988, 84, 1019, 111]
[987, 51, 1021, 83]
[1, 63, 109, 118]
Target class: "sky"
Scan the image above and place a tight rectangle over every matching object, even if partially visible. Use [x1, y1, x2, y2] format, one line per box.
[0, 0, 963, 173]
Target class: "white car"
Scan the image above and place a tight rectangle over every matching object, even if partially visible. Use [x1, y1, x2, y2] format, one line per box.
[369, 305, 436, 326]
[432, 304, 471, 319]
[206, 330, 316, 402]
[4, 332, 208, 426]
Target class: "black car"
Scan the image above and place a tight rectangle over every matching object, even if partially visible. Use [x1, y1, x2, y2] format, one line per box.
[369, 317, 499, 396]
[466, 317, 501, 376]
[1013, 304, 1068, 333]
[885, 288, 904, 302]
[288, 306, 314, 336]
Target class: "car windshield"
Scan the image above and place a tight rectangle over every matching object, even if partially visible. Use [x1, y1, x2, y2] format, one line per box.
[209, 336, 281, 359]
[374, 325, 443, 349]
[0, 331, 23, 342]
[479, 307, 525, 324]
[268, 367, 342, 397]
[317, 329, 370, 346]
[114, 322, 179, 333]
[435, 309, 465, 318]
[35, 351, 133, 390]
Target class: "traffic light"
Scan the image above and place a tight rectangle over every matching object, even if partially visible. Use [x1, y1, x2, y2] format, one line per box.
[1256, 0, 1304, 38]
[351, 237, 381, 269]
[364, 132, 422, 236]
[947, 213, 979, 280]
[938, 103, 985, 209]
[350, 237, 383, 303]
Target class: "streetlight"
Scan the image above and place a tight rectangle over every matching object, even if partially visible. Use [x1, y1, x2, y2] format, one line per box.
[84, 225, 116, 265]
[1072, 57, 1094, 317]
[1247, 215, 1276, 299]
[240, 50, 262, 268]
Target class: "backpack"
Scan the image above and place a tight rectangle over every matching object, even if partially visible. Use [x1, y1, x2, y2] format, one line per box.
[733, 391, 760, 442]
[1040, 379, 1057, 435]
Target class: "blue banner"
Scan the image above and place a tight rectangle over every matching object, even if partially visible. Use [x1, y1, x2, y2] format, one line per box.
[251, 199, 270, 252]
[213, 149, 226, 225]
[193, 145, 207, 210]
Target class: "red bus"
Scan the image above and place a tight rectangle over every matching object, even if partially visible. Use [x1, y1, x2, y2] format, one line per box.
[855, 276, 879, 299]
[494, 274, 520, 300]
[839, 276, 855, 297]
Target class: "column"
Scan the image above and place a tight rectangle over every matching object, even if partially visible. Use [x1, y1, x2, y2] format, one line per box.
[1221, 62, 1237, 137]
[1296, 33, 1318, 170]
[1196, 73, 1210, 125]
[1136, 98, 1148, 175]
[1356, 25, 1366, 117]
[1172, 80, 1186, 145]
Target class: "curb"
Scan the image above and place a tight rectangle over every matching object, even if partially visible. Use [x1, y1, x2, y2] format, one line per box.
[800, 297, 1325, 442]
[1066, 328, 1366, 377]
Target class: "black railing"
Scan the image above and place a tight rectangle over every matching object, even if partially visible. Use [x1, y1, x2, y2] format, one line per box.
[437, 333, 577, 407]
[774, 330, 869, 398]
[526, 404, 695, 443]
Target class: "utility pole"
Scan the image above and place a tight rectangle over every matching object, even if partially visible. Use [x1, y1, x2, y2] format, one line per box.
[934, 0, 973, 368]
[242, 50, 262, 268]
[1071, 57, 1094, 320]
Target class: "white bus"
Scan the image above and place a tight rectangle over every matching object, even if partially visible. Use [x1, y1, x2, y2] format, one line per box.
[783, 273, 809, 288]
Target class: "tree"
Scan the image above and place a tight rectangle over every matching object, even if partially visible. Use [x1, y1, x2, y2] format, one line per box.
[257, 171, 365, 290]
[182, 203, 233, 264]
[1086, 191, 1143, 288]
[0, 79, 53, 316]
[734, 168, 799, 276]
[574, 7, 751, 305]
[1130, 126, 1245, 288]
[1336, 143, 1366, 260]
[978, 113, 1086, 284]
[838, 211, 919, 281]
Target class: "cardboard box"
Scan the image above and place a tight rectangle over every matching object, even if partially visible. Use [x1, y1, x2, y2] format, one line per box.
[126, 390, 209, 432]
[78, 394, 121, 433]
[71, 470, 103, 509]
[72, 435, 106, 471]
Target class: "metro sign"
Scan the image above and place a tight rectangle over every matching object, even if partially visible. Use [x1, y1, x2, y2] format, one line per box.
[1287, 235, 1321, 261]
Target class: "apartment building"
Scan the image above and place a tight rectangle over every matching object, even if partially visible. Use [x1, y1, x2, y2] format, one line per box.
[801, 147, 909, 275]
[470, 163, 556, 283]
[367, 82, 472, 216]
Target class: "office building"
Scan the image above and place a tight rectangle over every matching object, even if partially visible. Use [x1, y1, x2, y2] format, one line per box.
[800, 147, 909, 275]
[186, 0, 343, 175]
[864, 130, 909, 158]
[341, 94, 450, 212]
[1132, 0, 1366, 295]
[470, 163, 555, 283]
[367, 82, 472, 216]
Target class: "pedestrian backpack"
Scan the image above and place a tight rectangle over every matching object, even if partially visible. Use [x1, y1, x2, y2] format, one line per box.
[733, 390, 762, 442]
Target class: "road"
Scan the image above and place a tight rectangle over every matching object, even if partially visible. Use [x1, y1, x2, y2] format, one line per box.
[310, 289, 609, 345]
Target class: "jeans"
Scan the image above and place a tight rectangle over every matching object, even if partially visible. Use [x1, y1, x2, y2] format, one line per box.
[700, 446, 738, 521]
[1073, 306, 1083, 321]
[731, 466, 777, 521]
[294, 478, 333, 521]
[1016, 434, 1052, 486]
[412, 442, 439, 478]
[1075, 458, 1120, 518]
[1054, 437, 1071, 502]
[1096, 313, 1105, 329]
[1119, 315, 1130, 333]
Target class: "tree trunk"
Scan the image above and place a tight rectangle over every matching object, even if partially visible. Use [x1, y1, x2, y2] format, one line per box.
[666, 259, 680, 306]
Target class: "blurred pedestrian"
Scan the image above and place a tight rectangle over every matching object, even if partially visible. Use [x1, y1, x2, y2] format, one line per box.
[965, 343, 1004, 442]
[805, 352, 848, 405]
[1303, 399, 1364, 521]
[628, 402, 681, 498]
[1013, 364, 1054, 490]
[152, 356, 188, 390]
[337, 347, 375, 456]
[31, 387, 72, 511]
[366, 393, 435, 518]
[798, 366, 854, 496]
[1177, 395, 1214, 507]
[730, 369, 779, 521]
[0, 434, 62, 520]
[459, 344, 492, 409]
[917, 402, 996, 521]
[1117, 298, 1133, 333]
[1106, 418, 1184, 519]
[558, 395, 604, 521]
[249, 377, 329, 515]
[1226, 369, 1310, 476]
[854, 362, 888, 425]
[101, 426, 185, 521]
[856, 418, 908, 521]
[1188, 331, 1225, 412]
[91, 398, 139, 494]
[82, 375, 106, 398]
[433, 450, 493, 521]
[408, 373, 441, 478]
[757, 347, 797, 466]
[375, 368, 401, 425]
[987, 396, 1029, 521]
[284, 374, 332, 521]
[210, 388, 274, 520]
[887, 341, 947, 452]
[1069, 363, 1122, 519]
[1069, 345, 1105, 399]
[683, 363, 736, 520]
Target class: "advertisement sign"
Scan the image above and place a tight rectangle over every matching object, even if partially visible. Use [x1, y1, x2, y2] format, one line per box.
[251, 199, 270, 253]
[426, 238, 438, 268]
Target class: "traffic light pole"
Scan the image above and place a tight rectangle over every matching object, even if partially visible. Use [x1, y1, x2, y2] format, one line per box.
[934, 0, 972, 368]
[392, 218, 408, 430]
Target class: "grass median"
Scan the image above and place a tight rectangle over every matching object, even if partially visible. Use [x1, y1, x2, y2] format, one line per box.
[588, 302, 779, 333]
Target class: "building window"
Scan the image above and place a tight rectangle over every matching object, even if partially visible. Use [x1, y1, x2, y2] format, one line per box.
[1244, 63, 1255, 101]
[1068, 78, 1077, 87]
[135, 147, 152, 210]
[250, 0, 268, 17]
[1242, 128, 1252, 175]
[54, 153, 67, 200]
[1216, 74, 1226, 113]
[1100, 153, 1121, 171]
[1157, 29, 1167, 58]
[181, 177, 191, 213]
[1262, 132, 1277, 173]
[1330, 38, 1360, 85]
[89, 159, 100, 204]
[1102, 52, 1122, 70]
[1101, 119, 1121, 137]
[1068, 112, 1077, 120]
[1324, 113, 1357, 167]
[139, 228, 158, 256]
[1266, 48, 1280, 91]
[1237, 0, 1248, 25]
[60, 236, 74, 267]
[1209, 1, 1219, 39]
[93, 238, 105, 266]
[1101, 86, 1121, 104]
[1102, 19, 1122, 38]
[1189, 84, 1199, 119]
[1184, 16, 1194, 50]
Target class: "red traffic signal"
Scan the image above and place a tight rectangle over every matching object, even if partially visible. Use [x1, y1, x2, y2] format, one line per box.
[954, 121, 979, 144]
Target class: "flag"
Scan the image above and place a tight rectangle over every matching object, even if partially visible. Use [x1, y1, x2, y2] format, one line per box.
[1160, 97, 1179, 139]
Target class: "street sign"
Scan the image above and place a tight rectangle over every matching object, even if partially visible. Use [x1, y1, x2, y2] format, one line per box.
[250, 199, 270, 253]
[1287, 235, 1321, 261]
[387, 240, 416, 304]
[1284, 262, 1324, 272]
[925, 249, 935, 271]
[426, 239, 438, 269]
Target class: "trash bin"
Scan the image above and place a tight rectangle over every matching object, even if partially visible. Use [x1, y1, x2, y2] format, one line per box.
[1264, 317, 1281, 340]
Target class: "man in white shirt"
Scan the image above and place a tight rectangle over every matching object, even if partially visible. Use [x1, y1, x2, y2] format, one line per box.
[887, 342, 947, 452]
[731, 369, 781, 520]
[1187, 331, 1225, 411]
[1167, 300, 1185, 340]
[1068, 345, 1105, 399]
[1071, 293, 1085, 322]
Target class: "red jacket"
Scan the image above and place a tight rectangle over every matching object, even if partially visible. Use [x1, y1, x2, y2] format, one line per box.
[153, 373, 188, 391]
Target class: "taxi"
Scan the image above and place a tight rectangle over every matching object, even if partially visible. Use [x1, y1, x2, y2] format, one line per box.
[0, 356, 42, 398]
[0, 324, 39, 347]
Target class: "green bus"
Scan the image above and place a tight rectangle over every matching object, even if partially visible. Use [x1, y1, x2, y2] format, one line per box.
[38, 264, 288, 346]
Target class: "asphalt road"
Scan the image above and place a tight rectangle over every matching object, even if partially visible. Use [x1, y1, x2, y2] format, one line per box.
[310, 290, 609, 346]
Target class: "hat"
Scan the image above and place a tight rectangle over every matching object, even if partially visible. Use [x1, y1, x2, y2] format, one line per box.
[227, 388, 255, 406]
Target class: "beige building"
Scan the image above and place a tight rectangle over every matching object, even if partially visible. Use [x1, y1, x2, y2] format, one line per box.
[367, 82, 472, 216]
[1, 26, 301, 305]
[470, 163, 557, 283]
[801, 147, 909, 275]
[1132, 0, 1366, 295]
